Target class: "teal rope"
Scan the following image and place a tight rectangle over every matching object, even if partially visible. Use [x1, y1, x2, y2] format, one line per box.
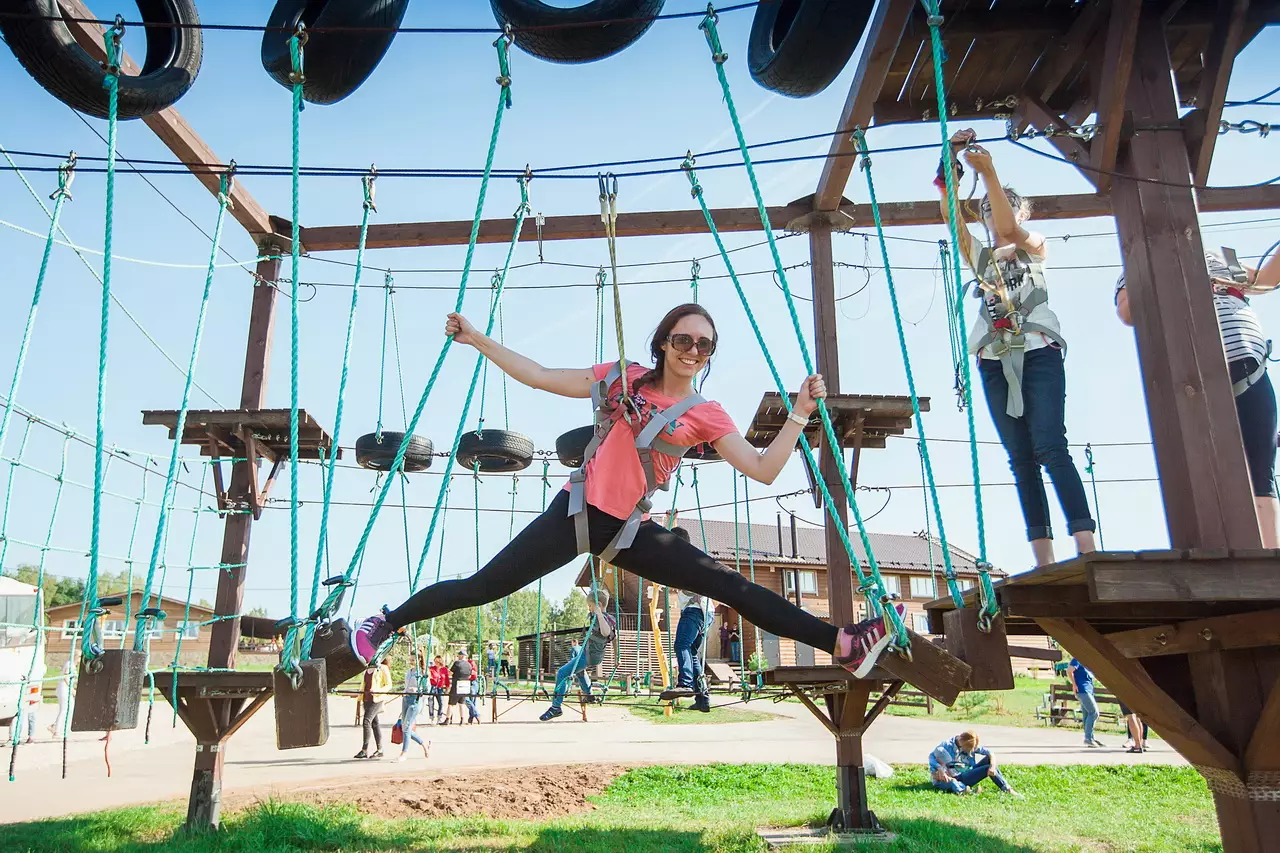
[0, 421, 33, 572]
[533, 461, 548, 695]
[731, 474, 747, 694]
[919, 0, 996, 622]
[473, 461, 483, 661]
[82, 25, 123, 662]
[308, 173, 375, 625]
[1085, 444, 1105, 549]
[682, 156, 897, 639]
[0, 157, 73, 463]
[279, 27, 306, 676]
[424, 482, 451, 663]
[339, 36, 515, 600]
[408, 177, 530, 592]
[741, 474, 761, 691]
[376, 272, 393, 439]
[853, 132, 964, 609]
[168, 468, 208, 726]
[940, 242, 969, 405]
[695, 17, 906, 648]
[135, 170, 234, 649]
[119, 460, 152, 648]
[8, 434, 70, 781]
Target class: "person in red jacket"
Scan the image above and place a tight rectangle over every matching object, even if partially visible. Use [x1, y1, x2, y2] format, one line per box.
[427, 655, 449, 724]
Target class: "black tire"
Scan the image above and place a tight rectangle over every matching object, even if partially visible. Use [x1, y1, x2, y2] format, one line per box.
[355, 431, 434, 472]
[262, 0, 410, 105]
[555, 425, 596, 468]
[1, 0, 203, 119]
[747, 0, 873, 98]
[489, 0, 665, 64]
[455, 430, 535, 473]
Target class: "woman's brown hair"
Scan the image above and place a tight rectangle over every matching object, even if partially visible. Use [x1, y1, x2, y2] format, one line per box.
[631, 303, 717, 396]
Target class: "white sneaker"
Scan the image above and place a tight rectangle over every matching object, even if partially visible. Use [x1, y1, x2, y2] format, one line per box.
[396, 753, 408, 762]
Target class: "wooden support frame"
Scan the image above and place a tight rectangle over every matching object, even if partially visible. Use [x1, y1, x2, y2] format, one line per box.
[1090, 0, 1142, 191]
[61, 1, 281, 244]
[1107, 609, 1280, 659]
[813, 0, 915, 211]
[1014, 96, 1097, 187]
[1182, 0, 1251, 185]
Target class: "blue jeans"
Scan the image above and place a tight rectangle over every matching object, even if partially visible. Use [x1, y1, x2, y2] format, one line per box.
[674, 606, 708, 695]
[465, 681, 479, 721]
[1235, 367, 1278, 497]
[979, 348, 1095, 540]
[933, 757, 1011, 793]
[399, 696, 426, 752]
[550, 653, 594, 711]
[427, 686, 443, 720]
[1078, 689, 1099, 742]
[729, 640, 741, 664]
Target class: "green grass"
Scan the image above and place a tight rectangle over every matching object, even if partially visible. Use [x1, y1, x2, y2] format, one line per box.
[0, 764, 1219, 853]
[883, 676, 1130, 735]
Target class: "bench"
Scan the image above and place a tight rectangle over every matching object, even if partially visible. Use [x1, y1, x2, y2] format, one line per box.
[1035, 682, 1123, 727]
[877, 686, 934, 714]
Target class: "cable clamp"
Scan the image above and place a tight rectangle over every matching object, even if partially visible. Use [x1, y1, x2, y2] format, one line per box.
[363, 164, 378, 212]
[51, 151, 78, 201]
[926, 14, 944, 26]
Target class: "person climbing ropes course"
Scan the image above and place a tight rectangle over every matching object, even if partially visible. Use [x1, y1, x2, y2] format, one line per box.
[346, 302, 905, 680]
[936, 128, 1097, 568]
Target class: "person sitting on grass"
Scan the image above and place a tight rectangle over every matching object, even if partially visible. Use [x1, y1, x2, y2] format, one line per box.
[929, 731, 1022, 797]
[541, 587, 615, 721]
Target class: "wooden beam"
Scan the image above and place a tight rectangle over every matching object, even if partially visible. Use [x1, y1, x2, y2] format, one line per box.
[1001, 584, 1262, 621]
[813, 0, 915, 211]
[300, 185, 1280, 251]
[1029, 0, 1111, 106]
[1106, 609, 1280, 658]
[61, 1, 280, 244]
[1183, 0, 1250, 186]
[1090, 0, 1142, 191]
[1038, 617, 1241, 772]
[1014, 95, 1097, 188]
[1245, 678, 1280, 771]
[1111, 9, 1260, 550]
[787, 684, 840, 737]
[1090, 561, 1280, 602]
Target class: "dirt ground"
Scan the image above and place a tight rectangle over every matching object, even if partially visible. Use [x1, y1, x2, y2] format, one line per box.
[224, 763, 631, 821]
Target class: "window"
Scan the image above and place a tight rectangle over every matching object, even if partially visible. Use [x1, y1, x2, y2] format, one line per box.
[960, 578, 976, 591]
[103, 620, 126, 639]
[784, 570, 818, 596]
[910, 577, 937, 599]
[0, 595, 39, 649]
[61, 619, 81, 639]
[180, 621, 200, 640]
[913, 612, 932, 634]
[879, 575, 900, 598]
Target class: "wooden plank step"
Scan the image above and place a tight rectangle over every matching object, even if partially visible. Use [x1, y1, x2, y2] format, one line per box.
[1089, 555, 1280, 602]
[876, 629, 972, 707]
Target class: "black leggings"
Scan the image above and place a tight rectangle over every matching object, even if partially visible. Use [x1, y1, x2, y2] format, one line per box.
[388, 489, 839, 654]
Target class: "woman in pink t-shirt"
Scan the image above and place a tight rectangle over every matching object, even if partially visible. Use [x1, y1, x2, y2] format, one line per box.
[349, 304, 900, 678]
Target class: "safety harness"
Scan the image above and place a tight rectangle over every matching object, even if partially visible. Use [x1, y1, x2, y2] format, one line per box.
[1220, 246, 1273, 396]
[969, 246, 1066, 418]
[567, 361, 705, 562]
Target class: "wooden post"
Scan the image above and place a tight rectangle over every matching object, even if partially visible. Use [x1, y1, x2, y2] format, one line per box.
[1111, 14, 1280, 852]
[809, 222, 872, 829]
[186, 248, 282, 831]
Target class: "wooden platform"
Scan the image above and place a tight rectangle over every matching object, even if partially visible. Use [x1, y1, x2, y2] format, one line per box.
[764, 665, 895, 688]
[151, 671, 275, 743]
[925, 550, 1280, 638]
[744, 393, 928, 450]
[876, 0, 1280, 124]
[141, 409, 338, 461]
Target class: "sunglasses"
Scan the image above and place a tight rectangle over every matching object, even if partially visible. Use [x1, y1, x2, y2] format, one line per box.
[666, 333, 717, 356]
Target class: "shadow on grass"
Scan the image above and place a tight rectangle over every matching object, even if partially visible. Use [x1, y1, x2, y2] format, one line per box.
[866, 818, 1043, 852]
[528, 826, 716, 852]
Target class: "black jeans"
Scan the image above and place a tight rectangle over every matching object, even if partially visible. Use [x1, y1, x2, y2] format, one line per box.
[1232, 365, 1278, 498]
[979, 347, 1095, 541]
[388, 489, 838, 653]
[361, 700, 382, 752]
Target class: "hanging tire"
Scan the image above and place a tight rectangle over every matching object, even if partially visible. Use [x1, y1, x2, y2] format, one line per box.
[455, 430, 535, 473]
[355, 431, 434, 472]
[555, 426, 596, 468]
[489, 0, 666, 64]
[0, 0, 203, 119]
[747, 0, 873, 98]
[261, 0, 410, 105]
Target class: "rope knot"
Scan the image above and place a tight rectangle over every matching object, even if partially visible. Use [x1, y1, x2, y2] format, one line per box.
[926, 14, 944, 26]
[362, 165, 378, 212]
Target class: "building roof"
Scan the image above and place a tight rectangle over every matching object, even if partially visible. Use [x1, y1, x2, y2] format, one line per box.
[46, 590, 217, 619]
[574, 520, 1004, 588]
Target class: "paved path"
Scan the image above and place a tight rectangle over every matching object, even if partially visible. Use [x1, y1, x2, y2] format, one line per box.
[1, 695, 1183, 824]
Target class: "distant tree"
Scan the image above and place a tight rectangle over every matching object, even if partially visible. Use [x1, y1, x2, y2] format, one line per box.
[246, 606, 270, 618]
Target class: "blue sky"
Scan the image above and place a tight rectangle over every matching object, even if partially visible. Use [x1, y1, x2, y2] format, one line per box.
[0, 2, 1277, 622]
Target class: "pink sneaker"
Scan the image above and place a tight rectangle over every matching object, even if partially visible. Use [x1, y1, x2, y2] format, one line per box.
[350, 608, 394, 665]
[835, 604, 905, 679]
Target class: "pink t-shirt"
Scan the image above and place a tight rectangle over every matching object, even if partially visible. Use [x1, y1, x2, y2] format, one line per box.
[566, 363, 737, 520]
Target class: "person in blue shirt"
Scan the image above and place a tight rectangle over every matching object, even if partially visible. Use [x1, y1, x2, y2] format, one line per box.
[1068, 657, 1104, 747]
[929, 731, 1021, 796]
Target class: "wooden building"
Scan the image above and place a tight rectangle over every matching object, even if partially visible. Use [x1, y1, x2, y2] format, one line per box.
[570, 519, 1054, 677]
[44, 592, 216, 669]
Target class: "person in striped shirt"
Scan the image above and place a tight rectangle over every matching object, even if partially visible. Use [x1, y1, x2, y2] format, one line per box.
[1116, 245, 1280, 545]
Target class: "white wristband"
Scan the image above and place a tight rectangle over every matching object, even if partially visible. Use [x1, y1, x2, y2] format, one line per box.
[787, 411, 809, 428]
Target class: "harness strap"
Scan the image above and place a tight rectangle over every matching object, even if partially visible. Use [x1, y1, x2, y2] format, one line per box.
[973, 323, 1067, 419]
[1233, 358, 1268, 397]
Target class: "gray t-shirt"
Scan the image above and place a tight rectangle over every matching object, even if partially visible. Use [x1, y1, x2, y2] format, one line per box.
[584, 612, 616, 667]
